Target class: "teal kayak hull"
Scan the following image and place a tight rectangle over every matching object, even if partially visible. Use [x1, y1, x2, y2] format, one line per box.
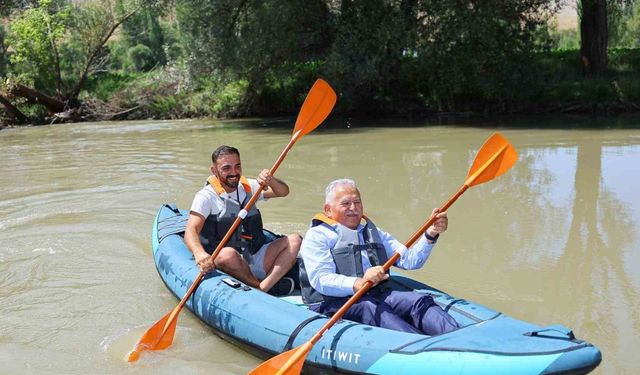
[151, 204, 601, 374]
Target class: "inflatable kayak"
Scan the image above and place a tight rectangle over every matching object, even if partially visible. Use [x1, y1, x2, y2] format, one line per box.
[152, 204, 602, 374]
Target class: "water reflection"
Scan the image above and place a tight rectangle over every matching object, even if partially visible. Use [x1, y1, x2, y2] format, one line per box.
[454, 132, 639, 374]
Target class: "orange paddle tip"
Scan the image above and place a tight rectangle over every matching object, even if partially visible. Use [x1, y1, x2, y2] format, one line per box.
[127, 349, 140, 362]
[127, 310, 178, 364]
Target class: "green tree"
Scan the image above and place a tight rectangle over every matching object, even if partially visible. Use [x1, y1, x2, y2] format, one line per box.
[626, 5, 640, 47]
[174, 0, 563, 114]
[176, 0, 332, 114]
[0, 25, 8, 77]
[127, 43, 155, 71]
[1, 0, 148, 122]
[6, 0, 70, 95]
[414, 0, 559, 111]
[116, 0, 167, 71]
[324, 0, 419, 113]
[323, 0, 561, 113]
[608, 1, 638, 47]
[0, 0, 24, 17]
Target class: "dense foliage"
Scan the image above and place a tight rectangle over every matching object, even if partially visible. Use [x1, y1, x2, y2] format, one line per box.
[1, 0, 640, 125]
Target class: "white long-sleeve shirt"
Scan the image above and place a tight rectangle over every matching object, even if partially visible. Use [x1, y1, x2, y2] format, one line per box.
[300, 222, 434, 297]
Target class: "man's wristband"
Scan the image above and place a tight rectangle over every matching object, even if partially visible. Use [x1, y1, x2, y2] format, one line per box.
[425, 232, 439, 243]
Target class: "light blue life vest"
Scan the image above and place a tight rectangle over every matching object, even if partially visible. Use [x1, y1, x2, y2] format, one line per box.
[299, 214, 389, 305]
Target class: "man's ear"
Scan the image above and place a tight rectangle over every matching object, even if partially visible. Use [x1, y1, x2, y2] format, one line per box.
[210, 165, 216, 175]
[323, 203, 332, 218]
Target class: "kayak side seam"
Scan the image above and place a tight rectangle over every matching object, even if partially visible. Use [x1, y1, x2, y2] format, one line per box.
[389, 342, 597, 357]
[541, 360, 602, 375]
[390, 276, 500, 324]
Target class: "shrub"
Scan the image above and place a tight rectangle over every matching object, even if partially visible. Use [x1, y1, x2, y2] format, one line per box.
[127, 44, 155, 72]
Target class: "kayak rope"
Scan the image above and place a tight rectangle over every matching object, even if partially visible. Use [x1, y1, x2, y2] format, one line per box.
[524, 327, 577, 341]
[283, 315, 326, 351]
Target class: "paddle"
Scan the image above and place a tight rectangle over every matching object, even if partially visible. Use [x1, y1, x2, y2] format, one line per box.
[127, 79, 337, 362]
[249, 132, 518, 375]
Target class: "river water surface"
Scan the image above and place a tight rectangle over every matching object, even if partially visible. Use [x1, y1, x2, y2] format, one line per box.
[1, 117, 639, 374]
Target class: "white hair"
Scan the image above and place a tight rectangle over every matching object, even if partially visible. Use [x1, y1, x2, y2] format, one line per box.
[325, 178, 358, 203]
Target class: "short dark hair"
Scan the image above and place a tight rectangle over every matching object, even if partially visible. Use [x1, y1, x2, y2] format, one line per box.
[212, 145, 240, 163]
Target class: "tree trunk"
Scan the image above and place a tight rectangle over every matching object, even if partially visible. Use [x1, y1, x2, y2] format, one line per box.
[580, 0, 608, 75]
[0, 94, 29, 124]
[45, 17, 64, 97]
[9, 84, 66, 113]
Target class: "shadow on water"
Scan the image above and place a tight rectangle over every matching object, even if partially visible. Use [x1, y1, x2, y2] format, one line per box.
[203, 113, 640, 135]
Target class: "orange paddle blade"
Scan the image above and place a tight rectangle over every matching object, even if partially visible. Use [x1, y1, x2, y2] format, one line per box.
[293, 79, 337, 138]
[249, 342, 313, 375]
[466, 132, 518, 187]
[127, 310, 178, 362]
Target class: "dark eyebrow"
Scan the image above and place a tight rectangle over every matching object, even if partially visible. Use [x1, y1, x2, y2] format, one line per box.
[221, 162, 241, 168]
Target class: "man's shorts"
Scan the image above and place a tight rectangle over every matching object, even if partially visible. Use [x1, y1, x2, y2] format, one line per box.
[245, 242, 270, 280]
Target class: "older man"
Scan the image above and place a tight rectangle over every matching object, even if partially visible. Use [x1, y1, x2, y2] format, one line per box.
[184, 145, 300, 296]
[298, 178, 458, 335]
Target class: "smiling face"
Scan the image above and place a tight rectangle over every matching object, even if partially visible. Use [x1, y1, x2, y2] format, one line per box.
[324, 184, 363, 230]
[211, 153, 242, 192]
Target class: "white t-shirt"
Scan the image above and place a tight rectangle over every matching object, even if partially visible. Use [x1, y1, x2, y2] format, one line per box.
[190, 178, 265, 218]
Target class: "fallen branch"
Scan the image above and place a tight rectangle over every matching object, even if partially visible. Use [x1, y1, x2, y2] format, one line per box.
[50, 107, 81, 124]
[105, 104, 144, 120]
[0, 94, 29, 124]
[9, 84, 66, 113]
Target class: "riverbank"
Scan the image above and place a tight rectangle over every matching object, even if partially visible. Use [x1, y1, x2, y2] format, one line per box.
[3, 97, 640, 129]
[2, 48, 640, 128]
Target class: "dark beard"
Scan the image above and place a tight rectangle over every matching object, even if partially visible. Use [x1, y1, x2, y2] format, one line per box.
[223, 175, 240, 188]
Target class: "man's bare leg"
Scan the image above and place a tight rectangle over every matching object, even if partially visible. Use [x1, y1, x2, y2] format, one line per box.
[214, 247, 261, 288]
[259, 234, 302, 292]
